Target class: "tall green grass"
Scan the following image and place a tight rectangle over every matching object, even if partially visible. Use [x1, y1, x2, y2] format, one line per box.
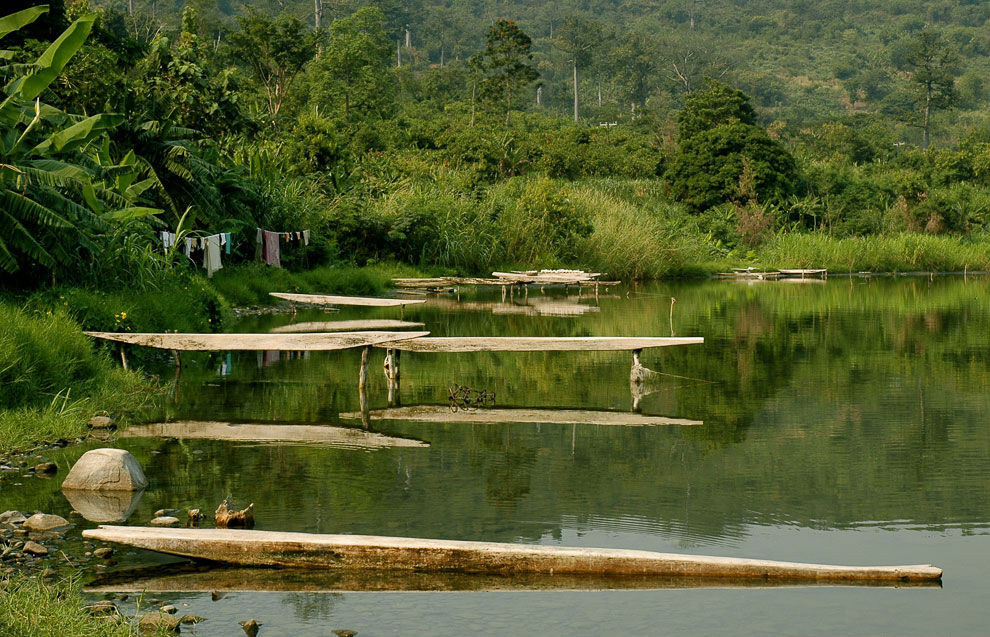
[0, 304, 156, 455]
[755, 232, 990, 272]
[0, 574, 152, 636]
[209, 264, 397, 307]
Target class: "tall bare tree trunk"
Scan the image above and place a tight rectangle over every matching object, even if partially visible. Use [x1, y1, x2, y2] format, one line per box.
[471, 79, 476, 126]
[129, 0, 134, 16]
[923, 91, 932, 149]
[572, 60, 579, 122]
[396, 39, 401, 67]
[405, 27, 411, 48]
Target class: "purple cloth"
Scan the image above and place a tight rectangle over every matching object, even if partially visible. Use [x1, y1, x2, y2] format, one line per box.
[263, 230, 281, 267]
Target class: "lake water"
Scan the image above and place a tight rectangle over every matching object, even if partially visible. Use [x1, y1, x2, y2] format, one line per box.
[2, 276, 988, 635]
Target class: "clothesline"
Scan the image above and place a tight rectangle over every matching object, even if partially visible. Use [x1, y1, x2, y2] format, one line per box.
[159, 231, 232, 278]
[257, 228, 310, 268]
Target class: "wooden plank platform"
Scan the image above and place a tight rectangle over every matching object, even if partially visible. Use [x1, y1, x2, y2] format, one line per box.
[119, 421, 428, 449]
[392, 277, 621, 289]
[84, 331, 429, 351]
[81, 526, 943, 582]
[779, 268, 828, 278]
[373, 336, 703, 353]
[270, 292, 425, 307]
[339, 406, 702, 427]
[270, 320, 425, 334]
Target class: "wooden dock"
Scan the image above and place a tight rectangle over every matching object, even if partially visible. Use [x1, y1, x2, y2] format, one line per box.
[270, 292, 425, 308]
[779, 268, 828, 279]
[81, 526, 943, 583]
[84, 331, 429, 351]
[119, 421, 428, 449]
[339, 406, 701, 427]
[270, 320, 425, 334]
[371, 336, 702, 353]
[393, 269, 620, 291]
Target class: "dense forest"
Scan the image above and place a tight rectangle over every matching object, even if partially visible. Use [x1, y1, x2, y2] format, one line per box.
[1, 0, 989, 291]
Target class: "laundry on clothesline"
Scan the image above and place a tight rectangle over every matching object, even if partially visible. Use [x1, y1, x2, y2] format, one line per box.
[256, 227, 310, 268]
[161, 231, 233, 277]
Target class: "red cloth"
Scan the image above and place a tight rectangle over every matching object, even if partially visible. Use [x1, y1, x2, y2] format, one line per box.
[262, 230, 281, 267]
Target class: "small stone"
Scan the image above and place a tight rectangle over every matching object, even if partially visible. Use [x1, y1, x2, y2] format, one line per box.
[155, 508, 179, 517]
[68, 511, 82, 518]
[138, 611, 180, 633]
[84, 601, 119, 616]
[211, 591, 224, 601]
[41, 567, 57, 578]
[93, 547, 114, 559]
[161, 604, 177, 614]
[34, 462, 57, 474]
[149, 516, 180, 527]
[22, 540, 48, 556]
[88, 416, 116, 429]
[180, 614, 205, 624]
[332, 630, 358, 637]
[239, 618, 262, 636]
[22, 513, 70, 532]
[0, 511, 26, 526]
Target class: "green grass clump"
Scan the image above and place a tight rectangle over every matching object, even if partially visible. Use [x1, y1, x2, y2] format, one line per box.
[0, 574, 151, 636]
[0, 303, 157, 455]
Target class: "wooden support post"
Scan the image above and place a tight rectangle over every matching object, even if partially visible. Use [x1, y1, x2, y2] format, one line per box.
[118, 344, 128, 371]
[173, 350, 181, 368]
[359, 346, 371, 428]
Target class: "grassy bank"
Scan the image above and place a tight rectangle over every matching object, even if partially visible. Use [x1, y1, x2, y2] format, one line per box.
[0, 574, 149, 637]
[0, 305, 158, 456]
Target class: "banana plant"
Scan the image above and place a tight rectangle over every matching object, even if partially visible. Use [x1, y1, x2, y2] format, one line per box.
[0, 6, 159, 277]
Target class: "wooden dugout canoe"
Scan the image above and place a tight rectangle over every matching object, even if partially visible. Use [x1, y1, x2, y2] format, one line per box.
[81, 526, 943, 583]
[119, 421, 428, 449]
[83, 331, 429, 351]
[270, 292, 426, 307]
[372, 336, 704, 353]
[269, 320, 425, 334]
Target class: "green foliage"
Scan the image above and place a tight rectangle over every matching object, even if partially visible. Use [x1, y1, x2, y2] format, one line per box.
[676, 79, 757, 141]
[471, 19, 539, 124]
[309, 7, 395, 120]
[209, 263, 388, 306]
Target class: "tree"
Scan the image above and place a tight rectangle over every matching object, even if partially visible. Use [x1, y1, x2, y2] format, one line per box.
[676, 78, 756, 140]
[309, 7, 394, 119]
[228, 11, 322, 122]
[904, 28, 957, 149]
[471, 19, 538, 125]
[668, 81, 796, 212]
[555, 15, 607, 122]
[610, 30, 657, 113]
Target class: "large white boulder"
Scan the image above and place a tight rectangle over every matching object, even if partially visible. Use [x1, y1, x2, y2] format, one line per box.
[61, 448, 147, 491]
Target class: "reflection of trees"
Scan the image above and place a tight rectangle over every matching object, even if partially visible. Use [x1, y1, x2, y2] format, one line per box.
[108, 277, 990, 548]
[285, 592, 341, 622]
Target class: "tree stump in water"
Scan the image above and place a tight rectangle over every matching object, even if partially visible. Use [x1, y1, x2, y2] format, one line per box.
[215, 496, 254, 529]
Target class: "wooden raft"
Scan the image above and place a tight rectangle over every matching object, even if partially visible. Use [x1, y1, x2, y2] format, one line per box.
[270, 292, 425, 307]
[81, 526, 942, 583]
[372, 336, 703, 353]
[84, 331, 429, 351]
[339, 406, 702, 427]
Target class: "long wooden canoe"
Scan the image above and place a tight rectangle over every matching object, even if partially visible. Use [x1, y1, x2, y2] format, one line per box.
[339, 406, 702, 427]
[270, 320, 425, 334]
[119, 421, 428, 449]
[81, 526, 942, 583]
[84, 565, 940, 593]
[83, 331, 429, 351]
[270, 292, 425, 307]
[373, 336, 703, 353]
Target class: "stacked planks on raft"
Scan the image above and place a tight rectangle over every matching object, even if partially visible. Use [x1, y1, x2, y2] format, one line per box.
[393, 269, 620, 290]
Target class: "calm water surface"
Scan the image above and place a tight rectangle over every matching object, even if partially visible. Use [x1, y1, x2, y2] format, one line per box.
[3, 277, 989, 635]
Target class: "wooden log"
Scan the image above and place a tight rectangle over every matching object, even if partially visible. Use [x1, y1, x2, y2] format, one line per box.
[80, 526, 943, 582]
[339, 406, 701, 427]
[118, 421, 428, 449]
[374, 336, 703, 353]
[83, 331, 429, 352]
[270, 292, 425, 307]
[269, 320, 425, 334]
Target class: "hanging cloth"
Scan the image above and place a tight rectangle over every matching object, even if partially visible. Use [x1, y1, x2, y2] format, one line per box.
[204, 235, 223, 277]
[263, 230, 281, 267]
[303, 230, 310, 246]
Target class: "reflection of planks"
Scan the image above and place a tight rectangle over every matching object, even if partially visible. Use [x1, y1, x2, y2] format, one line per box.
[373, 336, 704, 353]
[426, 296, 601, 317]
[340, 406, 701, 427]
[270, 292, 425, 307]
[81, 526, 943, 582]
[715, 271, 781, 280]
[119, 421, 428, 449]
[270, 320, 425, 333]
[84, 331, 429, 351]
[779, 269, 828, 279]
[84, 566, 941, 593]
